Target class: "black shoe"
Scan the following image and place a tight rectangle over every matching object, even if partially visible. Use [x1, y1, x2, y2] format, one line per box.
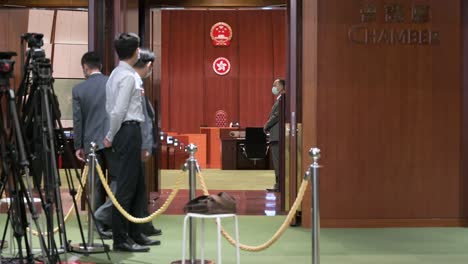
[143, 227, 162, 237]
[97, 229, 113, 240]
[95, 223, 113, 239]
[113, 238, 150, 252]
[266, 187, 279, 192]
[131, 233, 161, 246]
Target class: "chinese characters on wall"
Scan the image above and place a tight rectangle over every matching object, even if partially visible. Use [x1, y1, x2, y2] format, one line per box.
[350, 2, 439, 45]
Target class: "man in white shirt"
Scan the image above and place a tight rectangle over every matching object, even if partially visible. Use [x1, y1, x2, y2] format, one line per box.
[103, 33, 158, 252]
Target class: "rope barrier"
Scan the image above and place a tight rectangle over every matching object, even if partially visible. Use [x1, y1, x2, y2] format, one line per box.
[95, 161, 185, 223]
[27, 154, 310, 251]
[197, 170, 310, 252]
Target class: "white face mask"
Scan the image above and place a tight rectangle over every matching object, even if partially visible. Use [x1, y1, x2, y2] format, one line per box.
[272, 86, 279, 95]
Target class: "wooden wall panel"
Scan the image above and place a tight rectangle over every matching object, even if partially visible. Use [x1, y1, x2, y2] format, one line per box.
[301, 0, 318, 228]
[203, 11, 239, 126]
[462, 0, 468, 219]
[160, 10, 286, 133]
[238, 11, 275, 128]
[166, 10, 205, 133]
[272, 10, 286, 80]
[161, 11, 171, 132]
[0, 9, 28, 88]
[308, 0, 463, 224]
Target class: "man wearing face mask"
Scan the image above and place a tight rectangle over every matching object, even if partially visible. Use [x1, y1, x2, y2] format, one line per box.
[72, 51, 112, 238]
[264, 78, 286, 192]
[133, 48, 163, 238]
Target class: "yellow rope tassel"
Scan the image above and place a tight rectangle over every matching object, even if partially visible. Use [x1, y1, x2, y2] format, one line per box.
[197, 171, 310, 252]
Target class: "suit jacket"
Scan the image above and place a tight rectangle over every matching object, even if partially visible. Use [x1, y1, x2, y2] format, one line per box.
[264, 95, 282, 142]
[72, 73, 109, 153]
[141, 96, 157, 153]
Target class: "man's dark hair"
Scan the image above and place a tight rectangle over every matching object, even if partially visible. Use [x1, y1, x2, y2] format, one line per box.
[114, 32, 140, 60]
[133, 48, 155, 69]
[81, 51, 101, 69]
[277, 78, 286, 87]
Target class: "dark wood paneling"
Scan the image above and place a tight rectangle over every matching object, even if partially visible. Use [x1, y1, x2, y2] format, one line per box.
[0, 9, 28, 89]
[161, 11, 171, 132]
[0, 0, 87, 8]
[203, 11, 239, 126]
[462, 0, 468, 219]
[149, 0, 286, 7]
[310, 0, 462, 223]
[238, 10, 275, 128]
[301, 0, 317, 228]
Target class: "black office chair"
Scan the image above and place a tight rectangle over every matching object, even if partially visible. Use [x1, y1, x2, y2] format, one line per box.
[240, 127, 269, 167]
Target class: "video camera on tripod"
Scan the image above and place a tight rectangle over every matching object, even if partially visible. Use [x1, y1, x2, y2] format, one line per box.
[0, 52, 17, 86]
[21, 33, 45, 60]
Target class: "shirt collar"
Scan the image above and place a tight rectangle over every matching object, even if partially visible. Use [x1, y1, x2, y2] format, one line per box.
[119, 61, 136, 72]
[134, 72, 143, 86]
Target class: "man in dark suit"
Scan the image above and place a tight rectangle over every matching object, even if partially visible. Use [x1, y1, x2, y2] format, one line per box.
[264, 78, 286, 192]
[72, 51, 111, 237]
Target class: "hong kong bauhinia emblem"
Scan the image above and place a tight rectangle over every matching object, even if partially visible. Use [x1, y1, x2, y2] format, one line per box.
[213, 57, 231, 76]
[210, 22, 232, 46]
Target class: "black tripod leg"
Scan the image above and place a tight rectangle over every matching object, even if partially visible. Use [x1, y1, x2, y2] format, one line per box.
[1, 207, 10, 249]
[64, 168, 87, 249]
[6, 89, 53, 263]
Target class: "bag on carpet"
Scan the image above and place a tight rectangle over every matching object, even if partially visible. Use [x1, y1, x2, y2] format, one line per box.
[184, 192, 237, 214]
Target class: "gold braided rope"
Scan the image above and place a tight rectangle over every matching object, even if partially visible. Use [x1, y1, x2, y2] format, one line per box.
[95, 161, 184, 223]
[197, 171, 310, 252]
[30, 166, 89, 236]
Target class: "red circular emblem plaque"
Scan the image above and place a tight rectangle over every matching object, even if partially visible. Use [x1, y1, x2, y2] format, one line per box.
[210, 22, 232, 46]
[213, 57, 231, 76]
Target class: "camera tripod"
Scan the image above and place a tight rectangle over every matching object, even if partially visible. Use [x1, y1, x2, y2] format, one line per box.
[0, 51, 50, 263]
[0, 33, 111, 263]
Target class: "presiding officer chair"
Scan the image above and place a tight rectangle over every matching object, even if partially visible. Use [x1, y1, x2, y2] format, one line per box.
[240, 127, 269, 167]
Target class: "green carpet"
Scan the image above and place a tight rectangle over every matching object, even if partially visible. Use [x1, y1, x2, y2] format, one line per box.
[160, 169, 276, 190]
[60, 169, 276, 191]
[2, 214, 468, 264]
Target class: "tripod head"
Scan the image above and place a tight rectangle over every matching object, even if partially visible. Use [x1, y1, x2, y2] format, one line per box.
[21, 33, 44, 49]
[0, 51, 16, 88]
[21, 33, 46, 60]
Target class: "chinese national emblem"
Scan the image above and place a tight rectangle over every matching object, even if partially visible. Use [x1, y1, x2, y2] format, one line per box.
[210, 22, 232, 46]
[213, 57, 231, 76]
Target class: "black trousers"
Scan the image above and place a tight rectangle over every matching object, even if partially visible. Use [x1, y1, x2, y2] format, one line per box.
[270, 141, 279, 187]
[107, 124, 145, 244]
[92, 150, 107, 211]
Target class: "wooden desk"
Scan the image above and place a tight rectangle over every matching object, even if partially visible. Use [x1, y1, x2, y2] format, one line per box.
[178, 133, 207, 168]
[220, 130, 270, 170]
[200, 127, 239, 168]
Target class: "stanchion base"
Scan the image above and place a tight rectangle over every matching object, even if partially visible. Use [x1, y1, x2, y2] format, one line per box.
[70, 243, 109, 254]
[171, 260, 214, 264]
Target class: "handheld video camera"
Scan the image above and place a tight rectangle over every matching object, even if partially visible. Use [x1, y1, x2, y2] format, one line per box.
[0, 51, 17, 84]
